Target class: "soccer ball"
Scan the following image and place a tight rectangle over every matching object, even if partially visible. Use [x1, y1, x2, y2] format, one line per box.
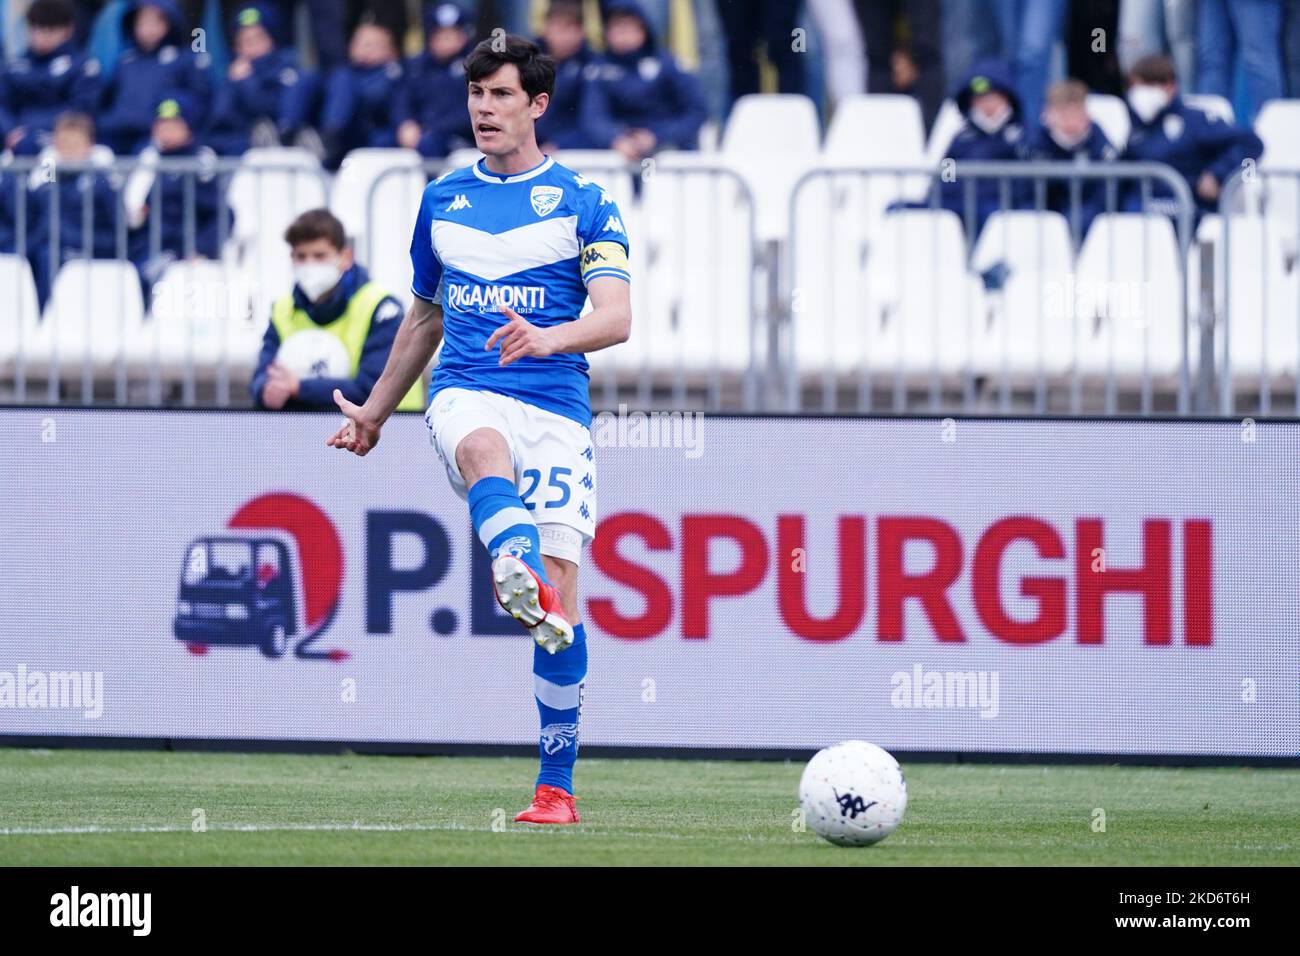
[799, 740, 907, 846]
[276, 329, 351, 379]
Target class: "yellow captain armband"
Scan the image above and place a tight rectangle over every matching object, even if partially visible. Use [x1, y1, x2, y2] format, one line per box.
[579, 241, 630, 283]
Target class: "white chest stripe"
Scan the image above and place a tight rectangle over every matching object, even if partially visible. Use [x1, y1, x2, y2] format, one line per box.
[432, 216, 580, 281]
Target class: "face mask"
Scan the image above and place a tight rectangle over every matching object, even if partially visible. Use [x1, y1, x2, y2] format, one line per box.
[970, 103, 1013, 135]
[1127, 85, 1170, 124]
[294, 259, 343, 302]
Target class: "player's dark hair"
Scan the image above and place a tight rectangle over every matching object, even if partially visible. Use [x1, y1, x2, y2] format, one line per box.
[464, 35, 555, 102]
[284, 208, 347, 251]
[27, 0, 77, 28]
[1130, 54, 1176, 85]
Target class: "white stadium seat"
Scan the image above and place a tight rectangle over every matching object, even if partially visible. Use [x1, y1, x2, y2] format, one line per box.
[792, 208, 983, 378]
[1184, 93, 1235, 125]
[1218, 216, 1300, 382]
[1073, 213, 1187, 379]
[136, 260, 261, 378]
[1086, 93, 1130, 151]
[722, 95, 821, 242]
[34, 260, 146, 373]
[226, 148, 329, 322]
[825, 94, 925, 165]
[330, 147, 423, 255]
[925, 99, 964, 166]
[971, 211, 1076, 377]
[0, 254, 42, 374]
[1253, 100, 1300, 232]
[636, 151, 757, 373]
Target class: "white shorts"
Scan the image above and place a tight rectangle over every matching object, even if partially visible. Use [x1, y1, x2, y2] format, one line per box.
[425, 386, 597, 565]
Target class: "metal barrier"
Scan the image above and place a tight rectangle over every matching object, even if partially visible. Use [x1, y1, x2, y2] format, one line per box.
[5, 152, 1257, 421]
[1216, 168, 1300, 415]
[786, 161, 1198, 415]
[0, 154, 329, 407]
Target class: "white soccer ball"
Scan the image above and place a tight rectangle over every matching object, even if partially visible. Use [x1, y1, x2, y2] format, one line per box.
[275, 329, 351, 379]
[799, 740, 907, 846]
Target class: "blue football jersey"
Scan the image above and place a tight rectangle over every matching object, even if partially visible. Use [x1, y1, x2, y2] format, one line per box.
[409, 155, 631, 427]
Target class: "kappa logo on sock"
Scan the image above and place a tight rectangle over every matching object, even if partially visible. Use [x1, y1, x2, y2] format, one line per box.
[492, 535, 533, 558]
[540, 722, 578, 755]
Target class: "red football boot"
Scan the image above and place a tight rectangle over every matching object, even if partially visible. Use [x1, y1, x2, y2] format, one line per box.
[491, 553, 574, 654]
[514, 784, 581, 824]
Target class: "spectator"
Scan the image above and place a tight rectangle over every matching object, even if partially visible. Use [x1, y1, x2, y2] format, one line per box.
[1195, 0, 1285, 123]
[715, 0, 805, 100]
[0, 0, 103, 156]
[582, 0, 708, 160]
[250, 208, 421, 412]
[535, 0, 597, 152]
[989, 0, 1070, 130]
[26, 111, 124, 306]
[1287, 0, 1300, 97]
[317, 19, 405, 168]
[99, 1, 214, 154]
[930, 59, 1030, 235]
[1068, 0, 1124, 97]
[394, 2, 475, 159]
[807, 0, 867, 110]
[1024, 79, 1119, 238]
[854, 0, 944, 131]
[1122, 54, 1264, 218]
[205, 3, 318, 155]
[124, 92, 232, 294]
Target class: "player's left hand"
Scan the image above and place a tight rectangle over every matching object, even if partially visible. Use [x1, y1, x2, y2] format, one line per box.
[485, 305, 556, 366]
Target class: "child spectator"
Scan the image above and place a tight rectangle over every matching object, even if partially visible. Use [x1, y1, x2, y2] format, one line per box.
[932, 59, 1031, 235]
[250, 207, 421, 412]
[535, 0, 597, 152]
[205, 4, 319, 155]
[0, 0, 103, 156]
[318, 19, 405, 168]
[1024, 78, 1119, 237]
[26, 111, 124, 306]
[582, 0, 707, 161]
[124, 93, 232, 294]
[394, 2, 475, 158]
[99, 1, 214, 155]
[1121, 54, 1264, 218]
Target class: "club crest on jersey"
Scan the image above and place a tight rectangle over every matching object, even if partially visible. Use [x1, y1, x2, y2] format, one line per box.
[530, 185, 563, 217]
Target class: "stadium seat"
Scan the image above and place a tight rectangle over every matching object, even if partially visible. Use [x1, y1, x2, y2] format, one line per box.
[970, 211, 1076, 377]
[1085, 93, 1130, 151]
[924, 100, 964, 166]
[135, 261, 261, 378]
[1254, 101, 1300, 232]
[722, 95, 822, 242]
[227, 148, 329, 322]
[637, 151, 757, 374]
[1217, 216, 1300, 382]
[0, 255, 41, 376]
[330, 148, 423, 258]
[792, 209, 983, 379]
[1073, 213, 1188, 379]
[1184, 93, 1235, 125]
[34, 260, 146, 373]
[825, 94, 925, 165]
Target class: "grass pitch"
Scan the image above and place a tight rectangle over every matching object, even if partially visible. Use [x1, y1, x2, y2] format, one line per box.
[1, 748, 1297, 866]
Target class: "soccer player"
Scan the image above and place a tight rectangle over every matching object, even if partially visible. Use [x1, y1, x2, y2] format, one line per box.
[325, 35, 631, 825]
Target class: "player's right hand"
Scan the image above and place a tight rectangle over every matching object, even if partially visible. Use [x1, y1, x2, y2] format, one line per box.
[327, 389, 381, 456]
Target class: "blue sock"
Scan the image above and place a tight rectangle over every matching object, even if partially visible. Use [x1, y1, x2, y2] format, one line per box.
[467, 476, 550, 582]
[533, 622, 587, 792]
